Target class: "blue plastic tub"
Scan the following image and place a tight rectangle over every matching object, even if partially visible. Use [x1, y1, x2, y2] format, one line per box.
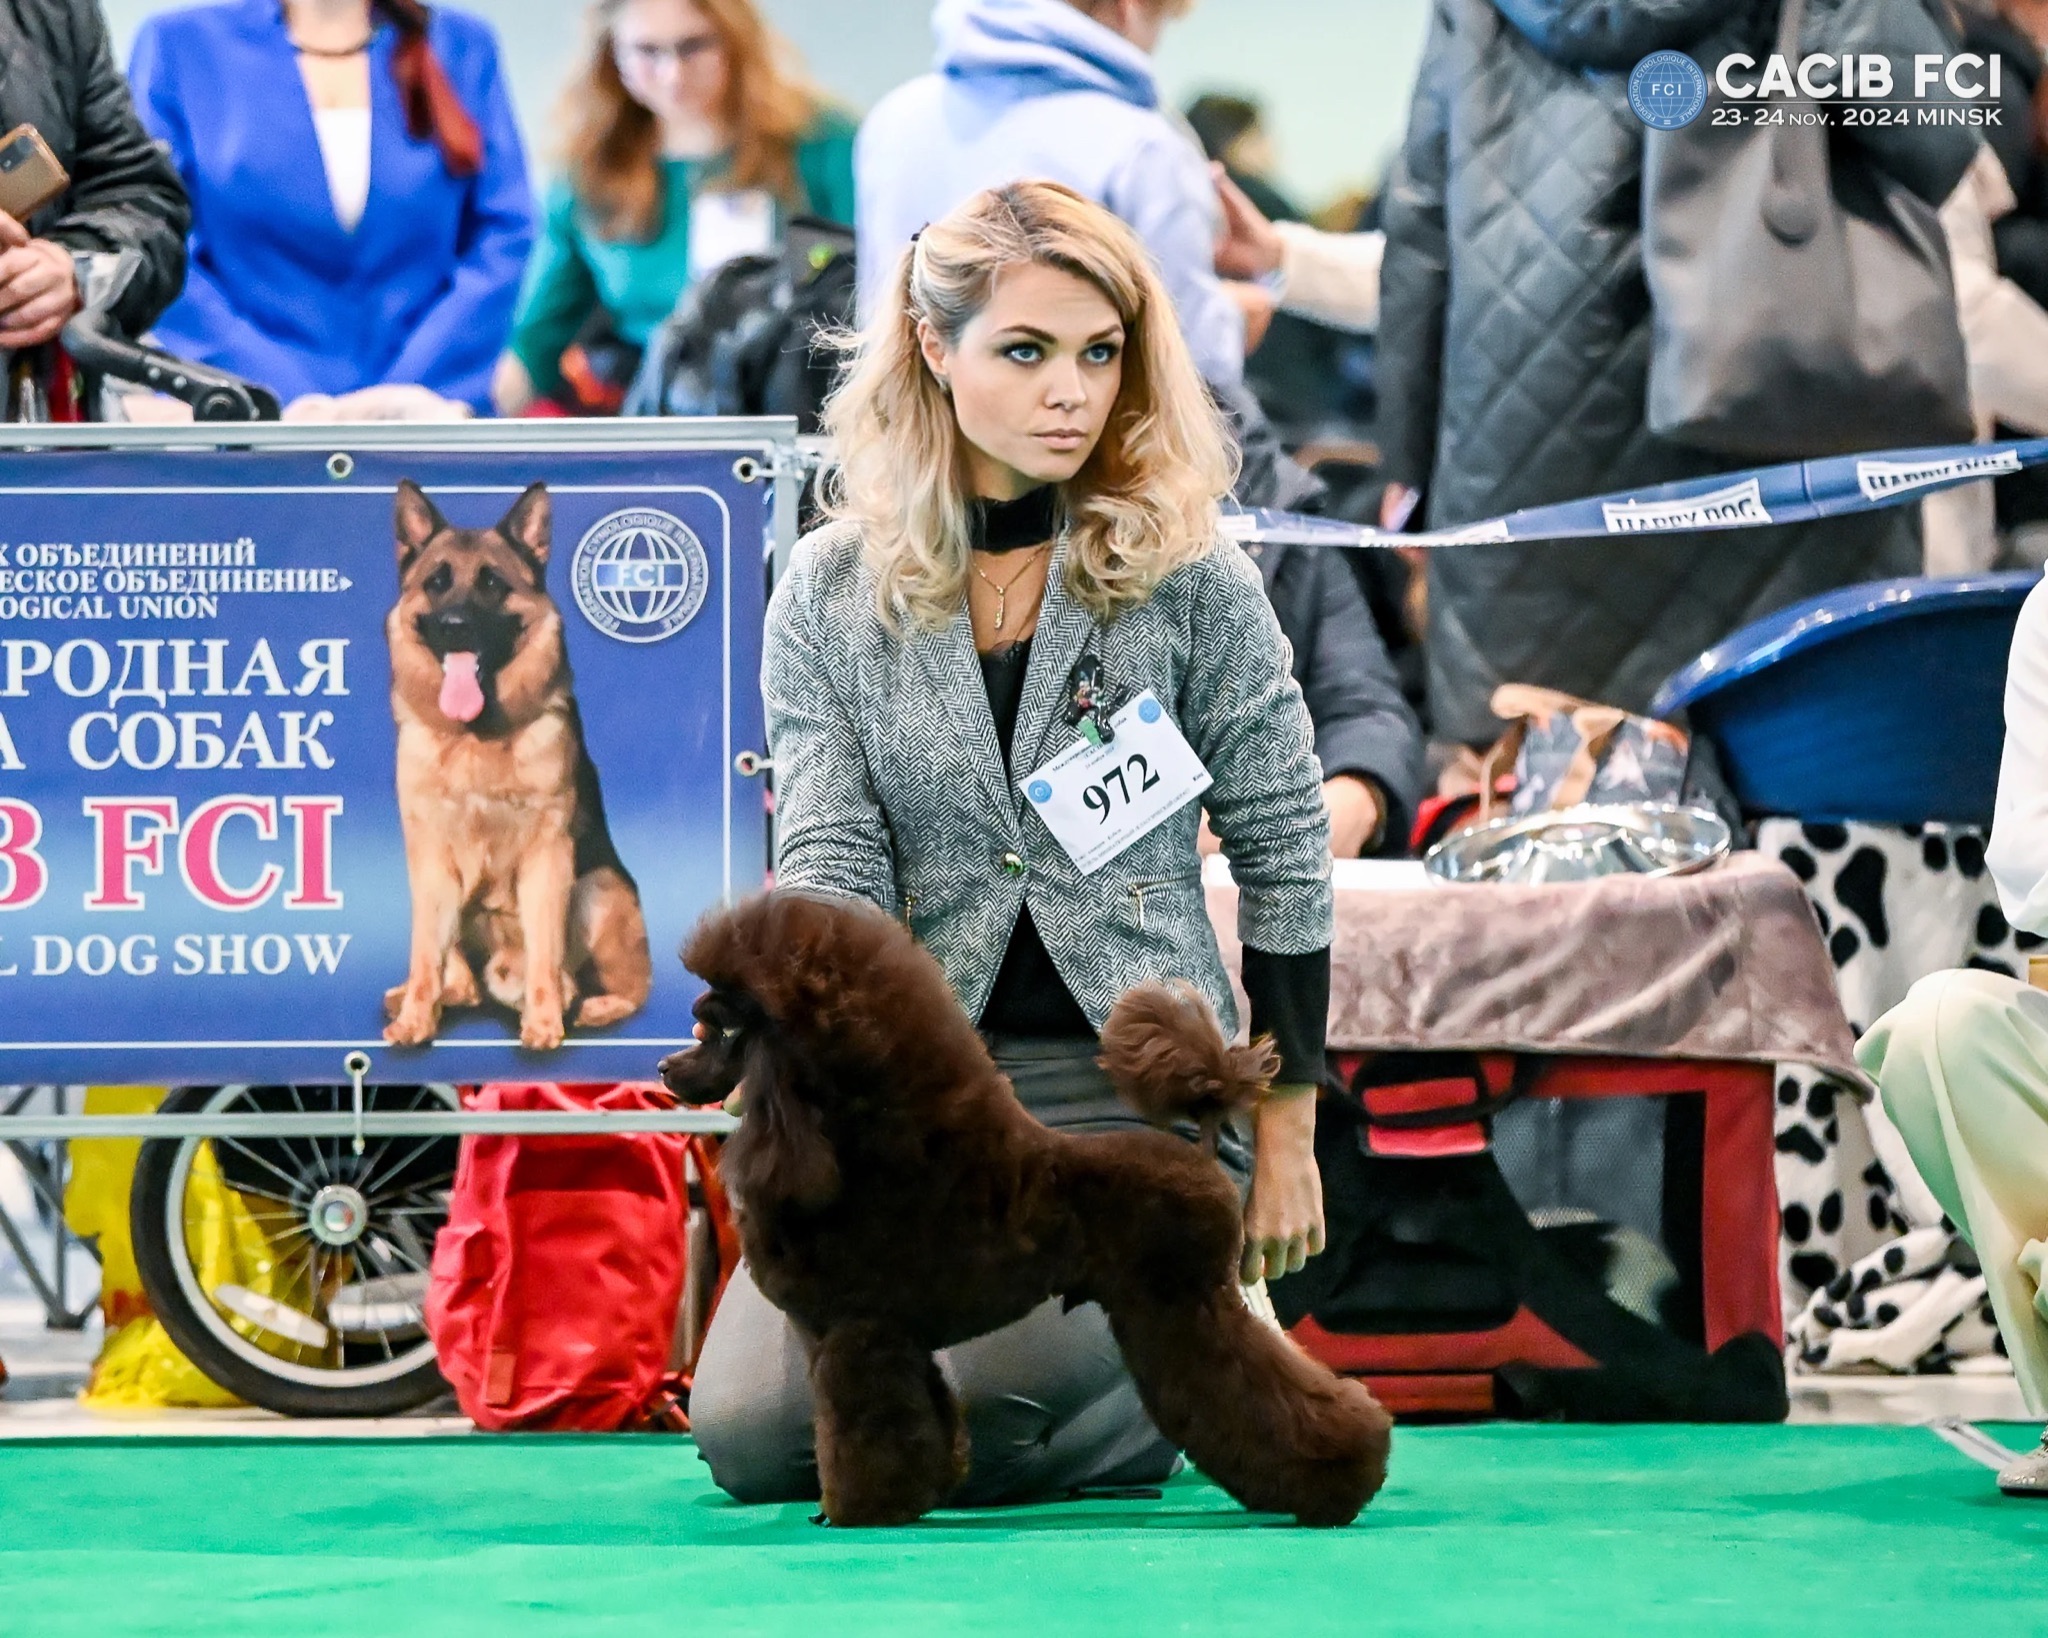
[1650, 572, 2039, 827]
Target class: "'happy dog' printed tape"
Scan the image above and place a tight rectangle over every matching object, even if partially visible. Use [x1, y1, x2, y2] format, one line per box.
[1223, 437, 2048, 551]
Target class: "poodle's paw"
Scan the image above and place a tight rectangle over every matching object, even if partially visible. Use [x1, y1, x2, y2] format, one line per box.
[817, 1487, 943, 1528]
[811, 1321, 968, 1528]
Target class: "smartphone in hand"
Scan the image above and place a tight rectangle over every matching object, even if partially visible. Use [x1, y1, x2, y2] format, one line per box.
[0, 126, 68, 223]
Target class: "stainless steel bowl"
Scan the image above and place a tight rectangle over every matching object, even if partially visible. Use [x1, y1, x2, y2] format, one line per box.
[1423, 803, 1733, 886]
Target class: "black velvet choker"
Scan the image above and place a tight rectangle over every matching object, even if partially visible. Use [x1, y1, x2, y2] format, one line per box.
[967, 485, 1060, 554]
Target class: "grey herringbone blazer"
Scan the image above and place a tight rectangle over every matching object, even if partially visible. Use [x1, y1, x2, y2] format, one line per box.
[763, 521, 1333, 1036]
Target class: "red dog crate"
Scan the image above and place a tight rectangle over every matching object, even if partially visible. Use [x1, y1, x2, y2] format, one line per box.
[1287, 1054, 1784, 1419]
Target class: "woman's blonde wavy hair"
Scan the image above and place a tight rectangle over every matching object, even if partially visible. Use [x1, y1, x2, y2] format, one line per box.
[819, 181, 1238, 632]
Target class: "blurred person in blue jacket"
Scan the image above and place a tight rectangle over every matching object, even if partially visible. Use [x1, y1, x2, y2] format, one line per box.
[855, 0, 1255, 393]
[128, 0, 532, 414]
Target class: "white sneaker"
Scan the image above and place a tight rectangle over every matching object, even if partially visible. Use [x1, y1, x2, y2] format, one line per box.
[1998, 1429, 2048, 1497]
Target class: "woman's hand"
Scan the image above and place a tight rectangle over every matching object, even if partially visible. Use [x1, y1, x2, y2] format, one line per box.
[1323, 774, 1385, 859]
[1212, 163, 1285, 281]
[491, 351, 536, 417]
[1242, 1089, 1325, 1284]
[1379, 482, 1418, 532]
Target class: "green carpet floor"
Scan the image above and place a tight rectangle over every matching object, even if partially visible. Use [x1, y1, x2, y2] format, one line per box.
[0, 1424, 2042, 1635]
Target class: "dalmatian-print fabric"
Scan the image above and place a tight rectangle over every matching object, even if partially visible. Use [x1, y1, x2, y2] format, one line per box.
[1789, 1224, 2009, 1374]
[1762, 818, 2037, 1372]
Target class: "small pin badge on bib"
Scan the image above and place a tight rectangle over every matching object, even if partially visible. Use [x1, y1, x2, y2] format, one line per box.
[1065, 652, 1122, 747]
[1028, 779, 1054, 805]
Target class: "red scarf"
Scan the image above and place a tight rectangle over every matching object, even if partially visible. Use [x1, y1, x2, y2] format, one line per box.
[373, 0, 483, 177]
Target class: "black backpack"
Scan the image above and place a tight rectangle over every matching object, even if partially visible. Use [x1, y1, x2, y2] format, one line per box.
[623, 216, 855, 433]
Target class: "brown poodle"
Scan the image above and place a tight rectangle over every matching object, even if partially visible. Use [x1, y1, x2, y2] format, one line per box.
[659, 890, 1392, 1528]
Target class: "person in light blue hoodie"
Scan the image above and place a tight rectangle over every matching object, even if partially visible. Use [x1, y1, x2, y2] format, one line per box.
[855, 0, 1248, 390]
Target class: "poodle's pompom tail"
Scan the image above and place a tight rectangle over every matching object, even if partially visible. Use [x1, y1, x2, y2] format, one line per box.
[1099, 981, 1278, 1127]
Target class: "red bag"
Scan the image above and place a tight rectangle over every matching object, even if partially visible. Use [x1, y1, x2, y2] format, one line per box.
[426, 1082, 687, 1431]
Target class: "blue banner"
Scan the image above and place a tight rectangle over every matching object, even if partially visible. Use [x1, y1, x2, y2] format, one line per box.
[0, 441, 771, 1084]
[1223, 438, 2048, 549]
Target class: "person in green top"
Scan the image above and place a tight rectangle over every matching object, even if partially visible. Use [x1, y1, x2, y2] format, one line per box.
[491, 0, 855, 415]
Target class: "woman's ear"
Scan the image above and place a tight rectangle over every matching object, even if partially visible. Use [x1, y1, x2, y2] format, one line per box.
[916, 320, 951, 394]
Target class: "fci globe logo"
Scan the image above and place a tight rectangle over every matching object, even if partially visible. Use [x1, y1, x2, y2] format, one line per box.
[1630, 51, 1708, 129]
[570, 507, 711, 644]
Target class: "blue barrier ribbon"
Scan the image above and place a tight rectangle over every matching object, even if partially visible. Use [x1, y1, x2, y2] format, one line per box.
[1221, 437, 2048, 550]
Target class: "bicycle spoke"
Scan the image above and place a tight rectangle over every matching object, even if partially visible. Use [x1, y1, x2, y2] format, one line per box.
[356, 1134, 448, 1201]
[285, 1086, 337, 1186]
[211, 1135, 310, 1199]
[238, 1206, 313, 1237]
[348, 1244, 395, 1359]
[364, 1235, 430, 1279]
[215, 1176, 303, 1212]
[363, 1178, 457, 1218]
[289, 1236, 324, 1322]
[373, 1178, 454, 1203]
[386, 1215, 433, 1272]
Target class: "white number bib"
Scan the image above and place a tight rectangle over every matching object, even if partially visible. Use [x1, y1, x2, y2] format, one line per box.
[1021, 692, 1212, 874]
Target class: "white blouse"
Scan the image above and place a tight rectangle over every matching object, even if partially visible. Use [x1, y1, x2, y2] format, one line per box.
[311, 105, 372, 233]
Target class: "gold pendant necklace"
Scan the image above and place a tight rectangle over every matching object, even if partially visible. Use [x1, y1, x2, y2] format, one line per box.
[971, 543, 1050, 633]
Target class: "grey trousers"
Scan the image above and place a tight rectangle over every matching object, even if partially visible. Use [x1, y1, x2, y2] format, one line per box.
[689, 1036, 1252, 1507]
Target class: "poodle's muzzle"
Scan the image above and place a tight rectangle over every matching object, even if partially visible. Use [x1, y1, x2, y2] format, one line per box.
[657, 988, 761, 1106]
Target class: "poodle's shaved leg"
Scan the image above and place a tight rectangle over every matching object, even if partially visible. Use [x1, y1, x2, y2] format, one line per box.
[1103, 1287, 1393, 1528]
[809, 1320, 969, 1526]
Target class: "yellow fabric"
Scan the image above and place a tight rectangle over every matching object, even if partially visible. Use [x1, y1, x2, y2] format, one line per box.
[62, 1086, 319, 1410]
[62, 1085, 158, 1304]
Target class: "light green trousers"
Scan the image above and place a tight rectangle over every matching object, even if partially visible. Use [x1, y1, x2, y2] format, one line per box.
[1861, 969, 2048, 1415]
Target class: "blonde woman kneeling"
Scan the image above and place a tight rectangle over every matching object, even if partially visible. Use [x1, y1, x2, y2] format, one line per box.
[688, 181, 1334, 1505]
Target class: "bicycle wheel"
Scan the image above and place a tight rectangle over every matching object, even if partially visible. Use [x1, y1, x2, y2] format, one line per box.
[130, 1082, 460, 1416]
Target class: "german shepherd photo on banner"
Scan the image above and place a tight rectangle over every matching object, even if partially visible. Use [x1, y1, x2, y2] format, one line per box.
[384, 479, 652, 1049]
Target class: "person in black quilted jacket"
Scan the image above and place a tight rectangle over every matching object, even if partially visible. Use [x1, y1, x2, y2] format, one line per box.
[1373, 0, 1984, 745]
[1969, 0, 2048, 308]
[0, 0, 187, 351]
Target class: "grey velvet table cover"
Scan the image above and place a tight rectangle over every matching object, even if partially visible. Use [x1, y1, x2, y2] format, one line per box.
[1206, 853, 1866, 1091]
